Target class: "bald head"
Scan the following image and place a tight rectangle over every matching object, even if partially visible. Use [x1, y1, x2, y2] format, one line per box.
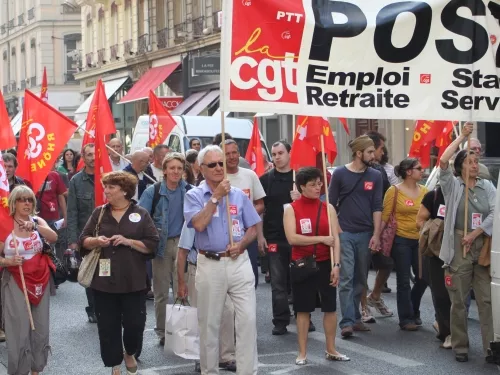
[142, 147, 154, 163]
[108, 138, 123, 162]
[131, 151, 150, 173]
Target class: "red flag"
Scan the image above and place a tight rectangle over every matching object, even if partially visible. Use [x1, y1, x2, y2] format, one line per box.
[41, 67, 48, 102]
[409, 120, 455, 168]
[0, 161, 14, 241]
[0, 90, 16, 150]
[436, 121, 456, 162]
[148, 91, 176, 148]
[339, 117, 350, 135]
[302, 116, 338, 165]
[84, 80, 115, 206]
[245, 118, 265, 177]
[77, 80, 117, 171]
[290, 116, 317, 170]
[16, 90, 77, 193]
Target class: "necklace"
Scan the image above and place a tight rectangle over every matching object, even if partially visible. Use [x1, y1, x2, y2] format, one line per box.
[111, 203, 130, 212]
[13, 217, 30, 231]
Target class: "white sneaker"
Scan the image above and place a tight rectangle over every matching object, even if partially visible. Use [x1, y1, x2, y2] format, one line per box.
[362, 306, 376, 323]
[441, 335, 452, 349]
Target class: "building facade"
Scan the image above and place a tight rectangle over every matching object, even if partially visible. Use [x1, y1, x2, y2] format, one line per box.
[0, 0, 82, 125]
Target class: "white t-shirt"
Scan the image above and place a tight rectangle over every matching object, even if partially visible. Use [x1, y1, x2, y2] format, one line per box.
[110, 157, 128, 172]
[151, 165, 163, 182]
[4, 231, 43, 260]
[227, 168, 266, 202]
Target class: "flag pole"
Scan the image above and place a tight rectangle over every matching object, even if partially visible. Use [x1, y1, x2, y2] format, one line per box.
[320, 135, 334, 268]
[221, 111, 234, 246]
[463, 133, 471, 258]
[11, 231, 35, 330]
[292, 115, 297, 190]
[79, 127, 156, 184]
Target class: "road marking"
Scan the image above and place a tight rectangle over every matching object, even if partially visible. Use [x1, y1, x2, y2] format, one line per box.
[305, 353, 372, 375]
[269, 366, 298, 374]
[287, 325, 423, 368]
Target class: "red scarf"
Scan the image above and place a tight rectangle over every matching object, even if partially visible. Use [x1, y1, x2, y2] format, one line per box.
[8, 253, 55, 305]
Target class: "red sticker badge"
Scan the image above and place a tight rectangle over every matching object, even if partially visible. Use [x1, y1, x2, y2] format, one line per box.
[445, 275, 453, 288]
[364, 182, 373, 191]
[405, 200, 414, 207]
[229, 205, 238, 215]
[268, 244, 278, 253]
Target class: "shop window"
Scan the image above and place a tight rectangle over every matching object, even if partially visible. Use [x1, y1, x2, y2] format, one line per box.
[355, 119, 378, 137]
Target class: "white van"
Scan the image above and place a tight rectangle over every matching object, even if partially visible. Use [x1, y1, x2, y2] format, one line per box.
[130, 115, 270, 160]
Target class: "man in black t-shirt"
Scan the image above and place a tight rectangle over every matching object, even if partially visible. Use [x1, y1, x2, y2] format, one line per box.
[258, 141, 301, 335]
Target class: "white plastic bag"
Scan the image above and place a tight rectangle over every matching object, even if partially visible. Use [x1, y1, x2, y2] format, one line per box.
[165, 302, 200, 360]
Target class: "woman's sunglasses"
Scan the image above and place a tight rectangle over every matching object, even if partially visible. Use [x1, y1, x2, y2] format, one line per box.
[16, 197, 34, 203]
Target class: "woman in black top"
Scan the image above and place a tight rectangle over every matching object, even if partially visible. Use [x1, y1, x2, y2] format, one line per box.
[416, 187, 451, 347]
[80, 171, 159, 375]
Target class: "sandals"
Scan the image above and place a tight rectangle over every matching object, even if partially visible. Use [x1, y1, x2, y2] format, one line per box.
[295, 357, 308, 365]
[111, 366, 121, 375]
[325, 351, 351, 361]
[124, 352, 138, 375]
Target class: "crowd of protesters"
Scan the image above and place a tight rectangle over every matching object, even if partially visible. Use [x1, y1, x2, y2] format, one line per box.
[0, 121, 496, 374]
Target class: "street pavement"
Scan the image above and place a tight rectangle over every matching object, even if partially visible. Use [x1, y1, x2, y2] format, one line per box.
[0, 271, 499, 375]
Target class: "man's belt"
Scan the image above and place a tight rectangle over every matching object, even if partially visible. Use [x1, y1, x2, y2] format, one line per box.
[198, 249, 246, 261]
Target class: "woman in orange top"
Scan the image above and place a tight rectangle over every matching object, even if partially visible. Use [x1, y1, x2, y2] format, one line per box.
[375, 158, 428, 331]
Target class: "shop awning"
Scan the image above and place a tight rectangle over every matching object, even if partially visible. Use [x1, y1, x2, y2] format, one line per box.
[185, 90, 220, 116]
[119, 62, 181, 104]
[11, 111, 23, 135]
[75, 77, 129, 115]
[171, 91, 208, 115]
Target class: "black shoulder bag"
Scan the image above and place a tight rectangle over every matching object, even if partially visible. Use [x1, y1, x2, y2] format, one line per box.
[290, 202, 323, 284]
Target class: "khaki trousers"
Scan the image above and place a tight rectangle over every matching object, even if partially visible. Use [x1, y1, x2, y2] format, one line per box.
[2, 270, 51, 375]
[152, 237, 179, 339]
[445, 232, 493, 356]
[196, 251, 257, 375]
[188, 263, 235, 363]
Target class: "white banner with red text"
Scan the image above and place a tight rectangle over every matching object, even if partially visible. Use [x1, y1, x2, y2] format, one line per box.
[220, 0, 500, 121]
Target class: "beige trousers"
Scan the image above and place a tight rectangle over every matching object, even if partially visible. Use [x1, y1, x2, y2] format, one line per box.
[445, 232, 493, 356]
[196, 251, 258, 375]
[188, 263, 235, 363]
[152, 237, 179, 339]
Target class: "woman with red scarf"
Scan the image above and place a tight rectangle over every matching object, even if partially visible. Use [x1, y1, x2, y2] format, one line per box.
[0, 185, 57, 375]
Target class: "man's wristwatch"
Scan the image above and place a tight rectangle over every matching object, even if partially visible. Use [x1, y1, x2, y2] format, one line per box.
[210, 196, 219, 205]
[333, 263, 341, 268]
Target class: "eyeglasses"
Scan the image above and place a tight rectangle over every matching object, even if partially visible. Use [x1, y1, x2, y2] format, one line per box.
[203, 161, 224, 169]
[16, 197, 34, 203]
[412, 166, 423, 171]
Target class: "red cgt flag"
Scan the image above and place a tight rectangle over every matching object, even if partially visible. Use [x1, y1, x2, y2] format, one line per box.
[88, 80, 115, 207]
[290, 116, 317, 170]
[0, 161, 14, 242]
[245, 118, 265, 177]
[305, 116, 338, 164]
[148, 91, 176, 148]
[0, 90, 16, 150]
[409, 120, 455, 168]
[16, 90, 77, 193]
[436, 121, 456, 162]
[41, 67, 48, 102]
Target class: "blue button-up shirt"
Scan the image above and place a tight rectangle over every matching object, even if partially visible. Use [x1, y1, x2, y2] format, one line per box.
[178, 222, 198, 264]
[184, 183, 261, 252]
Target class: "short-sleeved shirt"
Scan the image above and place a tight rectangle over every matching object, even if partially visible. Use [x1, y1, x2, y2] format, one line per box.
[178, 221, 197, 264]
[36, 171, 67, 221]
[421, 187, 446, 220]
[227, 168, 266, 202]
[184, 184, 261, 252]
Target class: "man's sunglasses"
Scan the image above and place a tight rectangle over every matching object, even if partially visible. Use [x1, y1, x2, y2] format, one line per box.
[203, 162, 224, 169]
[16, 197, 34, 203]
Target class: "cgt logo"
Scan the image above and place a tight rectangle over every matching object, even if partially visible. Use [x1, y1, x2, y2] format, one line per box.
[149, 114, 158, 140]
[420, 74, 431, 84]
[281, 31, 291, 40]
[25, 123, 46, 159]
[242, 0, 251, 6]
[0, 162, 9, 193]
[491, 34, 497, 45]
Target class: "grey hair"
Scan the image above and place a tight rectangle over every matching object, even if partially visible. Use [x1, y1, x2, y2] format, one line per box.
[198, 145, 223, 165]
[2, 152, 18, 167]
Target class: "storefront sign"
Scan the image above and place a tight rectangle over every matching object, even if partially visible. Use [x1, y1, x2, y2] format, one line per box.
[158, 97, 183, 110]
[220, 0, 500, 121]
[193, 56, 221, 75]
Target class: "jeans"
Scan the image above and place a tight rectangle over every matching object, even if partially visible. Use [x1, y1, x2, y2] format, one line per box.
[268, 241, 291, 328]
[391, 236, 428, 327]
[338, 231, 372, 328]
[247, 240, 259, 289]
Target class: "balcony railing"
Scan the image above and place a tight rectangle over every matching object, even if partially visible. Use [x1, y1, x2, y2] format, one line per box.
[213, 12, 221, 30]
[21, 79, 26, 90]
[18, 14, 24, 26]
[138, 34, 149, 54]
[65, 72, 77, 83]
[62, 3, 80, 14]
[157, 28, 168, 49]
[97, 48, 105, 64]
[28, 7, 35, 21]
[1, 24, 5, 35]
[174, 23, 187, 41]
[30, 76, 36, 86]
[86, 52, 93, 67]
[10, 81, 16, 91]
[8, 19, 14, 28]
[2, 85, 7, 94]
[124, 39, 132, 55]
[192, 17, 205, 36]
[110, 44, 118, 60]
